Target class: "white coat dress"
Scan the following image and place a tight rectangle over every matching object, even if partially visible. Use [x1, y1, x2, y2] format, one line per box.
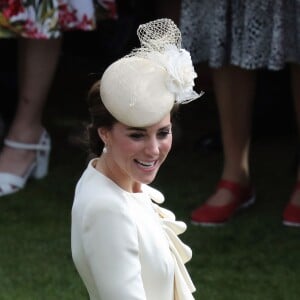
[71, 159, 195, 300]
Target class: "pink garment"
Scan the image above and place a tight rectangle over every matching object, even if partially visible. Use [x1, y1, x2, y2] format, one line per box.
[0, 0, 117, 39]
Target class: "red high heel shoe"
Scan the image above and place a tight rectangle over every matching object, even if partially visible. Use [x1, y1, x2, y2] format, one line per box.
[191, 180, 255, 226]
[283, 182, 300, 227]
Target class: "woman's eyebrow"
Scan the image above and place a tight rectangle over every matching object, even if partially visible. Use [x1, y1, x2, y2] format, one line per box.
[127, 127, 146, 131]
[157, 125, 172, 132]
[126, 124, 171, 131]
[160, 125, 171, 130]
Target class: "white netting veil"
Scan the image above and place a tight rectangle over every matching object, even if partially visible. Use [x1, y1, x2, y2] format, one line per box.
[129, 18, 203, 104]
[137, 18, 182, 52]
[100, 18, 203, 127]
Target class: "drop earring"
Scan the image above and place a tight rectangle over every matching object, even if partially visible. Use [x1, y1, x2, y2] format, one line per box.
[102, 145, 108, 154]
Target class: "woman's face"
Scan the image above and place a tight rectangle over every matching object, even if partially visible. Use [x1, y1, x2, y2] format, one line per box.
[99, 114, 172, 191]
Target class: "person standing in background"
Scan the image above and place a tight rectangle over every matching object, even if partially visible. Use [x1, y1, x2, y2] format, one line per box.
[0, 0, 117, 197]
[180, 0, 300, 227]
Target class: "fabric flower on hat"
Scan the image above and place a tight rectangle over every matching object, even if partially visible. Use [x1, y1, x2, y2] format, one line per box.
[146, 44, 202, 103]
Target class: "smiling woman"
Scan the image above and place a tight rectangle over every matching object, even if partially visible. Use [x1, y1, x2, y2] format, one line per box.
[96, 115, 172, 191]
[71, 18, 203, 300]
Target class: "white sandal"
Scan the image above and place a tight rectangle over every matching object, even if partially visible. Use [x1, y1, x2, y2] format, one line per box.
[0, 130, 51, 196]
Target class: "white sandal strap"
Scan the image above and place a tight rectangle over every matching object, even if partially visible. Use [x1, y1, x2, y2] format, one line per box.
[0, 129, 51, 197]
[4, 139, 49, 151]
[4, 131, 50, 151]
[0, 173, 25, 188]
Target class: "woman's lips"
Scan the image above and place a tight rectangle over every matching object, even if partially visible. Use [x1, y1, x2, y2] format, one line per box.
[134, 159, 157, 169]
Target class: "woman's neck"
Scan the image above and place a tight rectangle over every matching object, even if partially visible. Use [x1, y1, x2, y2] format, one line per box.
[94, 156, 142, 193]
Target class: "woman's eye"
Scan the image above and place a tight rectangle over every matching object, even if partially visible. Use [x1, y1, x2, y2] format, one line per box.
[129, 133, 145, 140]
[157, 130, 171, 139]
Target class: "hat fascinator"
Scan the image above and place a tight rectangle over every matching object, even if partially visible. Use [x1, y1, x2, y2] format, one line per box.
[100, 18, 203, 127]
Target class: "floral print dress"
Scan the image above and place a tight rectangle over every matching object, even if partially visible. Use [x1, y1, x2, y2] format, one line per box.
[0, 0, 117, 39]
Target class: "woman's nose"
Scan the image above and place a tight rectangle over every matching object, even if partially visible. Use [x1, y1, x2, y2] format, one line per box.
[145, 138, 160, 156]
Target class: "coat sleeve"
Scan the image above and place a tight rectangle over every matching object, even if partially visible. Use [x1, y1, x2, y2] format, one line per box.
[81, 200, 147, 300]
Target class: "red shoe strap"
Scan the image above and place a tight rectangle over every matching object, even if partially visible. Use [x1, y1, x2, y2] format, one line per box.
[217, 179, 251, 199]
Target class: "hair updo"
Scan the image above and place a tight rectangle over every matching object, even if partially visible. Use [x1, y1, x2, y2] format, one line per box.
[86, 80, 117, 157]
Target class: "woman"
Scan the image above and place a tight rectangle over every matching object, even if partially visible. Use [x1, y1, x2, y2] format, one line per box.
[71, 19, 202, 299]
[0, 0, 116, 196]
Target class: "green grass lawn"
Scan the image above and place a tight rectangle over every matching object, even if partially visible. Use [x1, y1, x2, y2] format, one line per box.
[1, 123, 299, 300]
[0, 75, 300, 299]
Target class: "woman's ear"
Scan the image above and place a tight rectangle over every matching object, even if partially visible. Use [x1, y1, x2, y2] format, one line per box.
[97, 127, 110, 145]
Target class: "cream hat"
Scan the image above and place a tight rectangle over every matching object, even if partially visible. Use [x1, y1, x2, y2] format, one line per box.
[100, 18, 203, 127]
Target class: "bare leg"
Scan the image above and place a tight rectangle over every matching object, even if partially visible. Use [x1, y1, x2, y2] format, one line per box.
[0, 37, 61, 176]
[289, 63, 300, 206]
[207, 65, 256, 205]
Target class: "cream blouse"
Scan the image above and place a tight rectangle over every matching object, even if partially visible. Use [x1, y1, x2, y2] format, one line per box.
[71, 159, 195, 300]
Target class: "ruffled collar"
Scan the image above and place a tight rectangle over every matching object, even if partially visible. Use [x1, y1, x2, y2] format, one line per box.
[143, 185, 196, 300]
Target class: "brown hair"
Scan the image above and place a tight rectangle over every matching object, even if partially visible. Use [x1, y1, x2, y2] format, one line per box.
[86, 80, 117, 157]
